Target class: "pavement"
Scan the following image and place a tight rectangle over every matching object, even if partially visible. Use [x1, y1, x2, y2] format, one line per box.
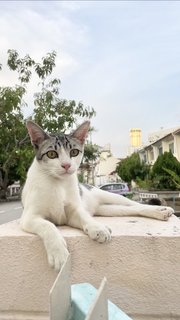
[0, 200, 23, 225]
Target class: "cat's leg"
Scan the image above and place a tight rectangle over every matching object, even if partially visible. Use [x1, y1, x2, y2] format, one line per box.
[91, 188, 141, 206]
[20, 212, 69, 271]
[90, 188, 174, 220]
[95, 204, 174, 221]
[66, 205, 111, 243]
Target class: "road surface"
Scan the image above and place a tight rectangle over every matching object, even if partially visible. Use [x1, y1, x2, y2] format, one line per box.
[0, 200, 23, 225]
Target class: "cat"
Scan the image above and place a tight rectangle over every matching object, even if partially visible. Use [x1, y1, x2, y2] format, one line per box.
[21, 120, 174, 271]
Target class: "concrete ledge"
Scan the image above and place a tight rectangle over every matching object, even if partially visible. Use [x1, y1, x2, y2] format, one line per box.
[0, 216, 180, 320]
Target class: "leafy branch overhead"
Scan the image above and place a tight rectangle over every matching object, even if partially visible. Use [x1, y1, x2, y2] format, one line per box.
[0, 50, 96, 199]
[7, 49, 56, 82]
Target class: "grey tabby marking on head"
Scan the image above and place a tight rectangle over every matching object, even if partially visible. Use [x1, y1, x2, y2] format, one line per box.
[35, 132, 83, 161]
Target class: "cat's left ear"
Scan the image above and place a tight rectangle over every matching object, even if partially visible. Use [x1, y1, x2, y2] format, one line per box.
[71, 121, 90, 144]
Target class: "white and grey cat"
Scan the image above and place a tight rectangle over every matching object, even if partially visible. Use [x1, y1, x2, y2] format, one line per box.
[21, 121, 174, 271]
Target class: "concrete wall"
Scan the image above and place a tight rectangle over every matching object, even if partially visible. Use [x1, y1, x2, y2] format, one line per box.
[0, 216, 180, 320]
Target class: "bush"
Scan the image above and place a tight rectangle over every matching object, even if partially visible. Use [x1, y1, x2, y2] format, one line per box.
[151, 152, 180, 190]
[116, 153, 150, 185]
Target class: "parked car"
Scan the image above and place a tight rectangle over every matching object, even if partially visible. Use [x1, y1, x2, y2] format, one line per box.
[99, 182, 131, 197]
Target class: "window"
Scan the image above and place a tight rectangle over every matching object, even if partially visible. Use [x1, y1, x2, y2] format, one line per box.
[158, 146, 163, 155]
[149, 150, 154, 161]
[169, 142, 174, 154]
[113, 184, 123, 190]
[101, 185, 112, 191]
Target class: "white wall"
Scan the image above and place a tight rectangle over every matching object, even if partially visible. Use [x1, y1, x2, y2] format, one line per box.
[0, 216, 180, 320]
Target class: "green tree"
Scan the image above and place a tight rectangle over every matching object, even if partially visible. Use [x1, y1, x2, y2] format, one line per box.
[151, 152, 180, 190]
[0, 50, 95, 199]
[0, 86, 32, 198]
[80, 143, 100, 184]
[116, 152, 150, 185]
[83, 144, 100, 163]
[163, 168, 180, 188]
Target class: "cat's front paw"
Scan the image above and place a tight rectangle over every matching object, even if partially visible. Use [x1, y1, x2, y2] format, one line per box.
[45, 237, 69, 271]
[84, 223, 112, 243]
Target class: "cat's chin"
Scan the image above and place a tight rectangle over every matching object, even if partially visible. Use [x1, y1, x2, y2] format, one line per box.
[62, 172, 74, 176]
[57, 170, 75, 178]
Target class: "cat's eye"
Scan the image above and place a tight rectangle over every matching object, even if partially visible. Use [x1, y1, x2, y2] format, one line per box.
[46, 150, 58, 159]
[70, 149, 79, 157]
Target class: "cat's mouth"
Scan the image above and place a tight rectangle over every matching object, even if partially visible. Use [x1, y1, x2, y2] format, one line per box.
[61, 169, 75, 176]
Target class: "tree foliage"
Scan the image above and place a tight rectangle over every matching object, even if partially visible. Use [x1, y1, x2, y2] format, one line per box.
[83, 144, 100, 163]
[116, 152, 150, 184]
[116, 151, 180, 191]
[0, 85, 31, 198]
[163, 168, 180, 188]
[151, 151, 180, 190]
[0, 50, 95, 198]
[79, 143, 100, 184]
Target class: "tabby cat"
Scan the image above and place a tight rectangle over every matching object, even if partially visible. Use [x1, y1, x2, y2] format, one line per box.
[21, 121, 174, 271]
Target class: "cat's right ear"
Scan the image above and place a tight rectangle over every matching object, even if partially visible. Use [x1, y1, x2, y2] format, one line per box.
[26, 121, 49, 148]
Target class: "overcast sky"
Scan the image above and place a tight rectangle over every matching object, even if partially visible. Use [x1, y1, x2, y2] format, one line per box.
[1, 1, 180, 157]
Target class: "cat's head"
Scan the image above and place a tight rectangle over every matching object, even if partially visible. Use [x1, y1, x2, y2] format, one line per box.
[26, 120, 90, 179]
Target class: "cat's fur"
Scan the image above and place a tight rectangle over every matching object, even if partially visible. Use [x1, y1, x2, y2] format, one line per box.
[21, 121, 174, 271]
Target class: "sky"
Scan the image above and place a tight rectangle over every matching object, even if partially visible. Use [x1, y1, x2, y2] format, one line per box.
[1, 1, 180, 157]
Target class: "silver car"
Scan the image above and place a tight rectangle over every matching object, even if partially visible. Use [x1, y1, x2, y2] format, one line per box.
[99, 182, 131, 197]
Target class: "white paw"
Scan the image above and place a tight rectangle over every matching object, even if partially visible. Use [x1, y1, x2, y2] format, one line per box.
[84, 223, 112, 243]
[44, 237, 69, 271]
[155, 206, 174, 221]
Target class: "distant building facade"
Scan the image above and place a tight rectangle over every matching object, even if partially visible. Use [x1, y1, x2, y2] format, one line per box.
[138, 127, 180, 165]
[128, 128, 142, 155]
[130, 128, 142, 147]
[7, 181, 20, 197]
[94, 144, 121, 186]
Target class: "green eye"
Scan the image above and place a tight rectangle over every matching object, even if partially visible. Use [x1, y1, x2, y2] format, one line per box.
[70, 149, 79, 157]
[46, 150, 58, 159]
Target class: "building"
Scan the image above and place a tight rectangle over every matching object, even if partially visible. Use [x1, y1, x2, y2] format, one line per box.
[7, 181, 21, 197]
[128, 128, 142, 155]
[94, 144, 121, 186]
[138, 127, 180, 165]
[148, 126, 180, 143]
[130, 128, 142, 147]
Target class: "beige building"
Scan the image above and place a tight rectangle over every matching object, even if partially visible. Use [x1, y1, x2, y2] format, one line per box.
[130, 128, 142, 147]
[94, 144, 120, 186]
[138, 127, 180, 165]
[128, 128, 142, 155]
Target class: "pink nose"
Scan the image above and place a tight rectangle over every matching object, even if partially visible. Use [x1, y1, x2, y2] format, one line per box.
[61, 163, 71, 171]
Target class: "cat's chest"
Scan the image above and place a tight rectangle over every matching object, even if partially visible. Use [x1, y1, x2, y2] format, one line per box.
[44, 181, 76, 224]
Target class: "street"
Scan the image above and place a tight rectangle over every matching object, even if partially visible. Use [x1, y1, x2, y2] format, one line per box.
[0, 200, 23, 225]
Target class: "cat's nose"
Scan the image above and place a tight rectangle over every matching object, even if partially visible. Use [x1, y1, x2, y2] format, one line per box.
[61, 163, 71, 171]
